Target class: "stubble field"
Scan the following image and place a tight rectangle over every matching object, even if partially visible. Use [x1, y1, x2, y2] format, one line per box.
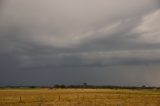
[0, 88, 160, 106]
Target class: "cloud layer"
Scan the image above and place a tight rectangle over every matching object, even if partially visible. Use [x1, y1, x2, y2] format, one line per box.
[0, 0, 160, 86]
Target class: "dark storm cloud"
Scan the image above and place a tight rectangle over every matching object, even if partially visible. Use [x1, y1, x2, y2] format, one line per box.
[0, 0, 160, 86]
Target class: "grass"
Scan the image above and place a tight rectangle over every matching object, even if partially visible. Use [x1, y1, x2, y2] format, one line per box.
[0, 88, 160, 106]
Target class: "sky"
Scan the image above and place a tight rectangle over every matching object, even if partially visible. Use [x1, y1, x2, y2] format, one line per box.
[0, 0, 160, 86]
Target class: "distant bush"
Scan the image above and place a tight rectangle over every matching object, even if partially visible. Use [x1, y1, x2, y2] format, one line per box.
[54, 84, 66, 88]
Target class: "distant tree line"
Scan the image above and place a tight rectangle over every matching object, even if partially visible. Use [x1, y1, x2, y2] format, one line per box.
[1, 84, 160, 90]
[50, 84, 160, 90]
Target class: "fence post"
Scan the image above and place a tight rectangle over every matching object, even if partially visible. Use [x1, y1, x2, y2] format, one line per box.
[58, 95, 61, 101]
[19, 96, 22, 103]
[95, 95, 97, 106]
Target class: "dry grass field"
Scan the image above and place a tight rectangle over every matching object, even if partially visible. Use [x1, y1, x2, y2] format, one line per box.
[0, 88, 160, 106]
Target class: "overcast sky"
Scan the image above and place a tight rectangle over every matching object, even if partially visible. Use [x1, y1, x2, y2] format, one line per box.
[0, 0, 160, 86]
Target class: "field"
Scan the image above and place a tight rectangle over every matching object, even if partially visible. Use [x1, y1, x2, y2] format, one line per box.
[0, 88, 160, 106]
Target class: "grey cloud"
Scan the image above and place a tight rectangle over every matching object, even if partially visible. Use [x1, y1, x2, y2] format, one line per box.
[0, 0, 160, 86]
[16, 50, 160, 69]
[0, 0, 159, 47]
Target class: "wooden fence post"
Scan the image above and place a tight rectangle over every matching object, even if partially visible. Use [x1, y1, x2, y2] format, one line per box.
[19, 96, 22, 103]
